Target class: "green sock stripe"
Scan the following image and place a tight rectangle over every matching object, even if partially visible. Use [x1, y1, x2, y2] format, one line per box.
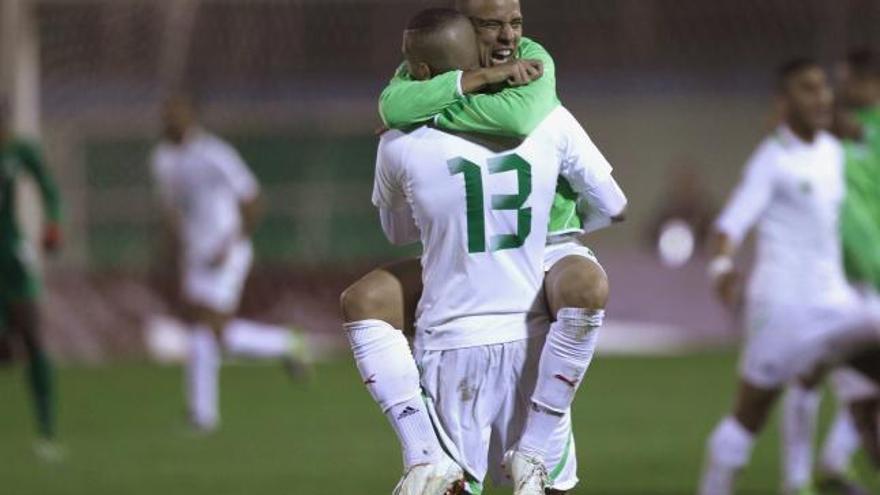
[548, 433, 573, 482]
[466, 479, 482, 494]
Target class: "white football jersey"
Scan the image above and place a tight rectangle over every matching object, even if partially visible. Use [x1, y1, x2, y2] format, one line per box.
[373, 106, 623, 351]
[151, 130, 259, 263]
[716, 125, 854, 306]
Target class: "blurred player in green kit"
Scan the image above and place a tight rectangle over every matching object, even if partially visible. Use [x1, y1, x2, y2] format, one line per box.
[0, 98, 63, 459]
[812, 48, 880, 493]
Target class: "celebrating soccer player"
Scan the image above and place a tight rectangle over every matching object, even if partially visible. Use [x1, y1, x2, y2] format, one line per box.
[343, 2, 627, 493]
[698, 59, 880, 495]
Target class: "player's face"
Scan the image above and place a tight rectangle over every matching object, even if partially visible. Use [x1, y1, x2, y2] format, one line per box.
[162, 100, 195, 144]
[839, 67, 880, 109]
[784, 67, 833, 133]
[460, 0, 523, 67]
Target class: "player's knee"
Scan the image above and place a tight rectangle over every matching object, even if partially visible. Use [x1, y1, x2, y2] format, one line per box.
[554, 258, 609, 311]
[340, 271, 403, 326]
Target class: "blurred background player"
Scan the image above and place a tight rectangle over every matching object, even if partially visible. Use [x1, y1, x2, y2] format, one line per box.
[816, 47, 880, 492]
[342, 0, 619, 492]
[150, 95, 309, 433]
[698, 59, 871, 495]
[0, 96, 63, 459]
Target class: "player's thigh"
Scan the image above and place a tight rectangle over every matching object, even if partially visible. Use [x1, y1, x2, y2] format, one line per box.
[731, 379, 782, 434]
[543, 242, 607, 316]
[738, 301, 819, 390]
[182, 244, 251, 329]
[340, 257, 422, 332]
[419, 345, 499, 485]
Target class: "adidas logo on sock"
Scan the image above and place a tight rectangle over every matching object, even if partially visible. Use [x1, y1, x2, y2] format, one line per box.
[397, 406, 419, 420]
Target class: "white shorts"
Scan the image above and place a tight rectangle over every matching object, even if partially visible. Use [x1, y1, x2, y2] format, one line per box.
[543, 238, 598, 273]
[831, 367, 880, 403]
[418, 337, 577, 493]
[740, 296, 880, 389]
[182, 241, 252, 314]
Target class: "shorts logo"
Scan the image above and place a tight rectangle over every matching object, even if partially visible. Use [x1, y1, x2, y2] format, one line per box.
[397, 406, 419, 420]
[363, 374, 377, 385]
[554, 374, 578, 388]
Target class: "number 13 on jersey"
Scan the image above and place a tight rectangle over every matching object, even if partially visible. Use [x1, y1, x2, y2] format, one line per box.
[448, 153, 532, 253]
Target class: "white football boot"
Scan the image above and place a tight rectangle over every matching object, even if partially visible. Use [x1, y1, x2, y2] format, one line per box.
[392, 453, 465, 495]
[504, 450, 549, 495]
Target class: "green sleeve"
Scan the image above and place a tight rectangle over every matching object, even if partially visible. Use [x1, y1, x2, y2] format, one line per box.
[841, 150, 880, 291]
[378, 63, 464, 128]
[17, 140, 62, 223]
[377, 37, 560, 137]
[435, 37, 560, 137]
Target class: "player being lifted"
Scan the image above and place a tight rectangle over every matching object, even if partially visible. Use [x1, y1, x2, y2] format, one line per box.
[151, 96, 309, 433]
[0, 98, 63, 459]
[698, 59, 880, 495]
[370, 9, 626, 495]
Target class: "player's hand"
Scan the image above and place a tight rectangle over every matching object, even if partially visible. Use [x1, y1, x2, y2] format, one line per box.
[41, 222, 62, 253]
[484, 59, 544, 86]
[208, 243, 231, 269]
[714, 270, 741, 309]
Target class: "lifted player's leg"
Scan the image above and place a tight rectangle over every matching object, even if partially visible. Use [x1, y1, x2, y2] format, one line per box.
[512, 243, 606, 495]
[340, 258, 463, 493]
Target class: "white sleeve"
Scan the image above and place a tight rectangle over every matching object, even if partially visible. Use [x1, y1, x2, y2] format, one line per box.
[714, 143, 777, 246]
[372, 132, 417, 244]
[556, 110, 628, 232]
[212, 140, 259, 201]
[379, 206, 420, 245]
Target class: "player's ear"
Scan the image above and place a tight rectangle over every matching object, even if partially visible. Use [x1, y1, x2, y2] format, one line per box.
[411, 62, 433, 81]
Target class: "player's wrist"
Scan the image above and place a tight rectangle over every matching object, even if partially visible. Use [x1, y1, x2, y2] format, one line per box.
[460, 69, 489, 94]
[707, 255, 734, 282]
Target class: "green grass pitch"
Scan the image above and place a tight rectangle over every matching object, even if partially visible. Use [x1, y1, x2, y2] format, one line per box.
[0, 352, 876, 494]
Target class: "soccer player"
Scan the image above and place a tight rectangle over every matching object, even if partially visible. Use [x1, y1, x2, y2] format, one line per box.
[371, 10, 626, 495]
[342, 1, 617, 493]
[698, 59, 880, 495]
[151, 95, 309, 433]
[0, 97, 63, 459]
[816, 48, 880, 491]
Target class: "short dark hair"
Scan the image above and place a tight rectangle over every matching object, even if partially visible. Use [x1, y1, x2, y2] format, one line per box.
[846, 47, 880, 78]
[777, 57, 820, 91]
[406, 7, 466, 31]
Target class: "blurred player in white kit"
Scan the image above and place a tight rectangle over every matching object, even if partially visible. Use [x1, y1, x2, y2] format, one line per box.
[698, 59, 880, 495]
[151, 95, 309, 432]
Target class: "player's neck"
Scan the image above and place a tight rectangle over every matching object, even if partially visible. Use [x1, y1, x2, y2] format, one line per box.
[785, 120, 818, 143]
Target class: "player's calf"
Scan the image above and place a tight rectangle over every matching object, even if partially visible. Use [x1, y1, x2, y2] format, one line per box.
[518, 256, 607, 463]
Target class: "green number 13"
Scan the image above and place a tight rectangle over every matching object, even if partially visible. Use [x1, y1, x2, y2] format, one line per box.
[448, 153, 532, 253]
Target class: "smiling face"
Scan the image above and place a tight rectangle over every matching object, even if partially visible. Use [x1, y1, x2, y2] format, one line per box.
[457, 0, 523, 67]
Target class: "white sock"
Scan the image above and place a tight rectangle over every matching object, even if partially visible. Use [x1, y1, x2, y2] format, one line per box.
[224, 319, 294, 358]
[699, 416, 755, 495]
[187, 325, 221, 430]
[782, 384, 821, 492]
[821, 405, 860, 475]
[518, 308, 603, 460]
[345, 319, 442, 468]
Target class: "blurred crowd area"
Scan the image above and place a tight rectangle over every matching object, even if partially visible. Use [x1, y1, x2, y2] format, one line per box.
[3, 0, 880, 361]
